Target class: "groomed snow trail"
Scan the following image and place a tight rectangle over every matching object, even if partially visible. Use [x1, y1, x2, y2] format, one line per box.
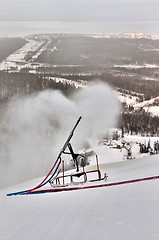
[1, 154, 159, 240]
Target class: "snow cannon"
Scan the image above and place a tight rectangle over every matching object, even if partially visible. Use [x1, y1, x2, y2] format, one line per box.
[7, 116, 82, 196]
[7, 116, 108, 196]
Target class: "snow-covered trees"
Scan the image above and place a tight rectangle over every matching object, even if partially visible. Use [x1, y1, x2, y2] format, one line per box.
[121, 109, 159, 136]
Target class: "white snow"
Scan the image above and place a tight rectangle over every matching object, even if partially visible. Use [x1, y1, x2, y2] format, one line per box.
[134, 96, 159, 116]
[134, 96, 159, 108]
[0, 39, 45, 71]
[144, 106, 159, 116]
[124, 135, 159, 149]
[116, 92, 159, 116]
[31, 38, 52, 61]
[116, 91, 139, 105]
[1, 138, 159, 240]
[0, 36, 159, 239]
[114, 64, 159, 69]
[0, 37, 87, 74]
[44, 76, 87, 88]
[143, 77, 159, 81]
[0, 37, 55, 73]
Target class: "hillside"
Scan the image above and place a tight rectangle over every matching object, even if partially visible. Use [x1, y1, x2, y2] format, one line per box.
[1, 142, 159, 240]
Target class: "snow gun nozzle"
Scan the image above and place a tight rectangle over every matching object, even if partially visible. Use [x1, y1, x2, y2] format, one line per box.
[71, 116, 82, 133]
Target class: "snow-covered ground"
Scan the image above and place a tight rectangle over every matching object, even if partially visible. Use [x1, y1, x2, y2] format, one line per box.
[143, 76, 159, 81]
[144, 106, 159, 116]
[134, 96, 159, 116]
[0, 36, 86, 75]
[116, 91, 159, 116]
[116, 91, 139, 105]
[0, 36, 59, 74]
[1, 136, 159, 240]
[0, 39, 45, 71]
[114, 64, 159, 69]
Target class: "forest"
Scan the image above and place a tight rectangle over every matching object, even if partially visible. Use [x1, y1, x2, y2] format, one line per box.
[36, 36, 159, 65]
[121, 108, 159, 136]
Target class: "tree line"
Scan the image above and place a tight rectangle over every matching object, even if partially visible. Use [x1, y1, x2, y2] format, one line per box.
[0, 71, 76, 101]
[120, 108, 159, 136]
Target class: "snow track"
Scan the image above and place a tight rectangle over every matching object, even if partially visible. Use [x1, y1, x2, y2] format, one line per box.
[2, 153, 159, 240]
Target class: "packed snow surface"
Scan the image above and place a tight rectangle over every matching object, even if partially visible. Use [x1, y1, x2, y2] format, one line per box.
[1, 143, 159, 240]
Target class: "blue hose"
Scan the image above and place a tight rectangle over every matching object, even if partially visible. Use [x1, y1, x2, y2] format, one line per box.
[7, 160, 61, 196]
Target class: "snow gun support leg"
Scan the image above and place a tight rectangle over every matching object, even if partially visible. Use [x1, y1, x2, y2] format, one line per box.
[67, 143, 79, 172]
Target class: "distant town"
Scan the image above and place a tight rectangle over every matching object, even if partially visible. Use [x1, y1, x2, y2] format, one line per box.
[89, 27, 151, 39]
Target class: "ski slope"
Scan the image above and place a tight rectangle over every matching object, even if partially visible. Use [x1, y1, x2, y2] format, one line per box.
[1, 152, 159, 240]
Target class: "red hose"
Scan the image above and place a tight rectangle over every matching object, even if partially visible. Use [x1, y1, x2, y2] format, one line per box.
[27, 157, 60, 193]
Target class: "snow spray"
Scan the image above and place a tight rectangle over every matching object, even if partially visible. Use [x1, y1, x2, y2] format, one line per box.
[0, 82, 121, 188]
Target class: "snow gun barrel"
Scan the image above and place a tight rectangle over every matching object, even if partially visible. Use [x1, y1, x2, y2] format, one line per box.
[57, 116, 82, 159]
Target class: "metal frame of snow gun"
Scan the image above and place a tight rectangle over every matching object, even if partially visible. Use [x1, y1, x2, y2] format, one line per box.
[50, 155, 108, 187]
[51, 169, 107, 186]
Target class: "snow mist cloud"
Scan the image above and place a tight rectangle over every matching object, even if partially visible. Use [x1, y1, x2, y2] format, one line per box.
[0, 82, 120, 188]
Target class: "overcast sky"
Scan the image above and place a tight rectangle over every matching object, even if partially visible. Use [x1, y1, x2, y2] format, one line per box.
[0, 0, 158, 22]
